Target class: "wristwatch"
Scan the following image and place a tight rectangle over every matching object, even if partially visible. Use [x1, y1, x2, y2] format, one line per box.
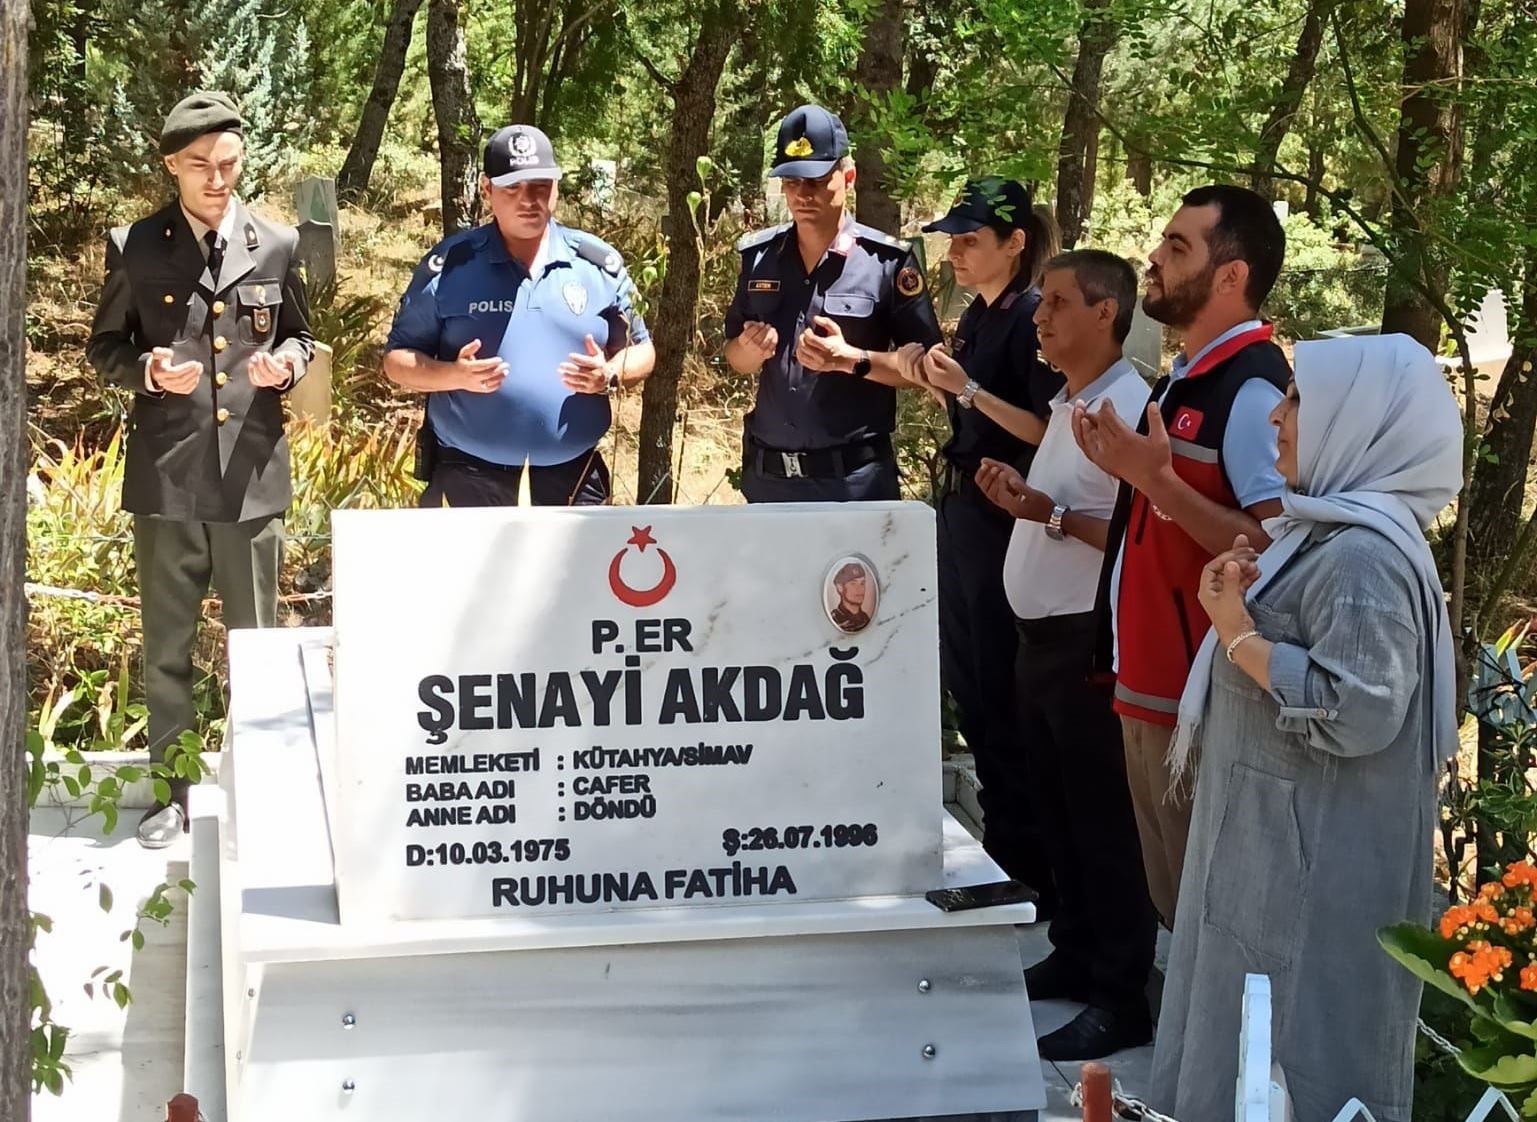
[1045, 502, 1070, 541]
[957, 379, 980, 409]
[852, 350, 872, 379]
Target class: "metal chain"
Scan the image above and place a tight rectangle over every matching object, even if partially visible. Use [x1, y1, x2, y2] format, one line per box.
[1069, 1078, 1183, 1122]
[25, 581, 332, 608]
[1418, 1016, 1464, 1058]
[1063, 1022, 1466, 1122]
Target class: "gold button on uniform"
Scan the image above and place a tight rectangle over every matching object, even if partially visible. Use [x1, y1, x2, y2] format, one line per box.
[215, 372, 228, 387]
[212, 300, 226, 315]
[163, 293, 175, 305]
[216, 407, 230, 424]
[213, 336, 228, 352]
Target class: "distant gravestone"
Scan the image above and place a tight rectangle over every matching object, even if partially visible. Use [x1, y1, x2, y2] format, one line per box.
[295, 175, 341, 232]
[1125, 301, 1165, 382]
[589, 158, 617, 210]
[296, 220, 337, 292]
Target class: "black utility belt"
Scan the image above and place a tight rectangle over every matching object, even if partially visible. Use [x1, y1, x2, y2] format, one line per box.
[747, 435, 892, 480]
[1014, 610, 1098, 643]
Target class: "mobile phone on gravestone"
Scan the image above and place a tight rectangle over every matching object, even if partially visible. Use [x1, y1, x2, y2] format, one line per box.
[924, 879, 1039, 912]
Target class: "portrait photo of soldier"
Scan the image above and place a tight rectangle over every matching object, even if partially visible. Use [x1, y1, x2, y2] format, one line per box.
[824, 558, 878, 633]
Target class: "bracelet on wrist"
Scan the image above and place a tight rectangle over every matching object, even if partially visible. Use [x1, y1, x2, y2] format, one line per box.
[1224, 628, 1261, 663]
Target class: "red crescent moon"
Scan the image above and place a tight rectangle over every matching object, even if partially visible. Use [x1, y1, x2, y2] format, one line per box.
[609, 547, 677, 607]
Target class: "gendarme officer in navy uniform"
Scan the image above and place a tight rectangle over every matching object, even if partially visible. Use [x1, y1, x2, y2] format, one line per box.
[901, 178, 1064, 912]
[724, 105, 942, 502]
[87, 92, 315, 848]
[384, 125, 655, 505]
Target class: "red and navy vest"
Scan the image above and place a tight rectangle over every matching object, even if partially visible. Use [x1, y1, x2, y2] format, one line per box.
[1093, 325, 1291, 725]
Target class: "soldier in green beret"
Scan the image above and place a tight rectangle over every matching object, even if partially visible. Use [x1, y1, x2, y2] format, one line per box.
[87, 91, 315, 847]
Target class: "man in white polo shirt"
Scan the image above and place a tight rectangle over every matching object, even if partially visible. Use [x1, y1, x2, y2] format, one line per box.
[976, 249, 1156, 1061]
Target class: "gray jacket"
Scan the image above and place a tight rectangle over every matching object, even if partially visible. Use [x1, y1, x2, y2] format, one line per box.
[87, 200, 315, 522]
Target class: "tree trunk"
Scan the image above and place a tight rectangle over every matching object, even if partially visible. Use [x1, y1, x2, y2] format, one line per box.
[427, 0, 481, 236]
[636, 0, 737, 505]
[852, 0, 903, 234]
[1126, 149, 1151, 197]
[337, 0, 426, 204]
[1380, 0, 1465, 347]
[1250, 0, 1333, 200]
[1465, 246, 1537, 616]
[1056, 0, 1116, 248]
[1302, 140, 1324, 222]
[0, 0, 31, 1116]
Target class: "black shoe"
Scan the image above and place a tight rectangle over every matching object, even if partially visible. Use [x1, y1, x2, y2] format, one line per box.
[136, 801, 188, 849]
[1024, 952, 1093, 1004]
[1037, 1005, 1153, 1062]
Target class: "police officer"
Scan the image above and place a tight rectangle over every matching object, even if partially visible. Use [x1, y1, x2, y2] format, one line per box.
[900, 178, 1063, 911]
[723, 105, 942, 502]
[87, 92, 315, 848]
[384, 125, 655, 506]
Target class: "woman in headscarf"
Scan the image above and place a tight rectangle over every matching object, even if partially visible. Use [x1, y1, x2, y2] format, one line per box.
[1151, 334, 1463, 1122]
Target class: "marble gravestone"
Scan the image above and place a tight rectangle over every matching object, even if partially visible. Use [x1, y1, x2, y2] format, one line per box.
[201, 503, 1047, 1122]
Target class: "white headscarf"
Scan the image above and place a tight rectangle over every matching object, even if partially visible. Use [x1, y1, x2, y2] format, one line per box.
[1170, 333, 1464, 777]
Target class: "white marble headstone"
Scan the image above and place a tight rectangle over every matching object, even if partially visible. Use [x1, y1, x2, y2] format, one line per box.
[329, 504, 943, 923]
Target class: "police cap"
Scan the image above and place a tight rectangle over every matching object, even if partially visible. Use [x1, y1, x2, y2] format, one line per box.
[769, 105, 849, 179]
[484, 125, 563, 186]
[923, 177, 1033, 235]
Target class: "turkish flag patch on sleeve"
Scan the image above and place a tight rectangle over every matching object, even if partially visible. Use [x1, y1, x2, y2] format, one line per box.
[1170, 407, 1205, 439]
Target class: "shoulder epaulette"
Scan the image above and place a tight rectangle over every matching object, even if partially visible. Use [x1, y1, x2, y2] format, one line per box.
[566, 231, 624, 276]
[853, 224, 908, 252]
[736, 223, 791, 253]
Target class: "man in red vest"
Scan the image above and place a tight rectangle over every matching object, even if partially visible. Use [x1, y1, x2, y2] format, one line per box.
[1073, 185, 1289, 929]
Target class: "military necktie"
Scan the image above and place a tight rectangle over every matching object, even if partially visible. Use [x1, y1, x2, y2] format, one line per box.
[204, 230, 225, 286]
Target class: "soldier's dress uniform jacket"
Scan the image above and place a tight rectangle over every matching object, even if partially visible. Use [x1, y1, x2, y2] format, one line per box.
[88, 200, 314, 520]
[725, 217, 942, 501]
[87, 198, 313, 789]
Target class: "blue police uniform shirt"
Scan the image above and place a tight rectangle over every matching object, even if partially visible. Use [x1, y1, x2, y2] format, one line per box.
[944, 269, 1062, 475]
[725, 218, 943, 451]
[386, 220, 649, 466]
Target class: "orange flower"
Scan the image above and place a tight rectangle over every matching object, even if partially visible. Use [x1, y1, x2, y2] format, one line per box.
[1504, 863, 1537, 890]
[1442, 904, 1488, 939]
[1476, 902, 1502, 924]
[1449, 940, 1514, 995]
[1520, 964, 1537, 992]
[1482, 882, 1507, 901]
[1503, 907, 1537, 936]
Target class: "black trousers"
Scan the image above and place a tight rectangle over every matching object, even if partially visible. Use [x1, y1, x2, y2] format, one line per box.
[421, 446, 611, 507]
[937, 482, 1057, 912]
[1014, 611, 1156, 1012]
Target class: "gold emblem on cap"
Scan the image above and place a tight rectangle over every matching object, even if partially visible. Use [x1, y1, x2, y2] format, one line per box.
[785, 137, 814, 159]
[896, 266, 925, 297]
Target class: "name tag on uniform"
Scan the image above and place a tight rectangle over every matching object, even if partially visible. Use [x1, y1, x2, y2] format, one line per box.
[252, 307, 272, 334]
[749, 280, 781, 293]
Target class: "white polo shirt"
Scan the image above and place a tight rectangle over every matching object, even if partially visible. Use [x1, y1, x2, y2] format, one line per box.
[1003, 358, 1152, 621]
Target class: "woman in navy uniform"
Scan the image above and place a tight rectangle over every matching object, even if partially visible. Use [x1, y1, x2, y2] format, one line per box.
[902, 178, 1064, 909]
[723, 105, 942, 502]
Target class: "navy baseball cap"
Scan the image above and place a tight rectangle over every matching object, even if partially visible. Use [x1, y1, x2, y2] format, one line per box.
[484, 125, 563, 186]
[923, 177, 1033, 234]
[769, 105, 849, 179]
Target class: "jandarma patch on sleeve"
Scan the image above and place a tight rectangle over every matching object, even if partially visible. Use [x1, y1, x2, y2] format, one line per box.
[896, 267, 925, 297]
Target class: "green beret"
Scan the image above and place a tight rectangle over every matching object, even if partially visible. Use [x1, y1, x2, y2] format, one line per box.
[160, 92, 243, 155]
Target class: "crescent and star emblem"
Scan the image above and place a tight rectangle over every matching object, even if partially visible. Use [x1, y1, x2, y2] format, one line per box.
[608, 526, 677, 608]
